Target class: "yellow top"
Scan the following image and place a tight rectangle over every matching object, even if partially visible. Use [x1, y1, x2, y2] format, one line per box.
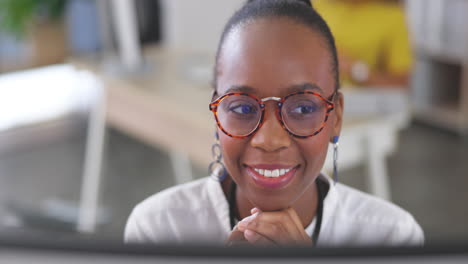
[313, 0, 412, 77]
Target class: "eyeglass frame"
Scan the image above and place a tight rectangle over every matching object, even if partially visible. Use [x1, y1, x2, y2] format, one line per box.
[209, 90, 337, 139]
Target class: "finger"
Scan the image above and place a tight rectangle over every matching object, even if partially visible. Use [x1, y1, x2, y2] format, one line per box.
[238, 210, 308, 241]
[225, 226, 248, 246]
[227, 225, 249, 240]
[286, 208, 310, 241]
[236, 211, 260, 233]
[251, 207, 261, 214]
[227, 229, 246, 241]
[239, 217, 302, 244]
[244, 229, 276, 247]
[261, 209, 306, 240]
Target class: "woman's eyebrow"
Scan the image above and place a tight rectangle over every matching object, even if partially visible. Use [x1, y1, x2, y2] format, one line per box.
[286, 83, 324, 94]
[224, 85, 256, 94]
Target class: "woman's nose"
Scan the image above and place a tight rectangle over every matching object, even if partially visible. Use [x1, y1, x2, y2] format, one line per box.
[250, 104, 291, 152]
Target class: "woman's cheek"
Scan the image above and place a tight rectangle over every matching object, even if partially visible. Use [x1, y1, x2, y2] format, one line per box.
[299, 130, 330, 174]
[219, 132, 245, 178]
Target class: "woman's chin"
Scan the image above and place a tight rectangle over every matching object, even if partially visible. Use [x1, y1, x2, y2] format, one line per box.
[250, 196, 292, 212]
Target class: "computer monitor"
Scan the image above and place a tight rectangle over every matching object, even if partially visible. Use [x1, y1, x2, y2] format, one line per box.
[1, 234, 467, 264]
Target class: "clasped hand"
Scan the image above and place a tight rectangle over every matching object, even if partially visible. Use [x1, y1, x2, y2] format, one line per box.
[226, 207, 312, 247]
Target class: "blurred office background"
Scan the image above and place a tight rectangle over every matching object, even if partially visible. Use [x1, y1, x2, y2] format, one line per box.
[0, 0, 467, 245]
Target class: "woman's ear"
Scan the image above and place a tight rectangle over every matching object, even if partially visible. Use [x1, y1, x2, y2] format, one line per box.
[330, 91, 344, 143]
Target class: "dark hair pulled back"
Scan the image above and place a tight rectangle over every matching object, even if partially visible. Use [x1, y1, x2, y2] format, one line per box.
[213, 0, 339, 92]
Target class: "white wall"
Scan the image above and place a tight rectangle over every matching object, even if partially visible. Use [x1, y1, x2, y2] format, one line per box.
[160, 0, 245, 55]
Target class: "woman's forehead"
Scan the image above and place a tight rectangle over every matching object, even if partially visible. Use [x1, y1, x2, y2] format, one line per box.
[217, 18, 335, 97]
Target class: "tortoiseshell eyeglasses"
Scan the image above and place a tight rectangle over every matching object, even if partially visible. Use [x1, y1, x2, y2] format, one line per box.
[209, 91, 336, 139]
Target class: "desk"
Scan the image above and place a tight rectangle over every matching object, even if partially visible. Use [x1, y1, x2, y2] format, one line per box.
[72, 46, 409, 232]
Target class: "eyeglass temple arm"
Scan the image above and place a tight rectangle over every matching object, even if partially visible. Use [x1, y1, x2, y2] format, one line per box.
[327, 90, 338, 103]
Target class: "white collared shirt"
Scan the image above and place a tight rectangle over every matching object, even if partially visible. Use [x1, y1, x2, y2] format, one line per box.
[124, 173, 424, 246]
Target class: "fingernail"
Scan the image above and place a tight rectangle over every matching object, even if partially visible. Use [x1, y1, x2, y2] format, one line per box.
[237, 221, 246, 231]
[250, 207, 260, 214]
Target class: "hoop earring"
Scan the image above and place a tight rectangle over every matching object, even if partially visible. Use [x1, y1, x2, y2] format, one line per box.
[332, 136, 339, 185]
[209, 131, 227, 182]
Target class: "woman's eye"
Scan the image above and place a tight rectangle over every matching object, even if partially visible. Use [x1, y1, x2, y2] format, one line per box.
[229, 104, 256, 114]
[291, 105, 317, 114]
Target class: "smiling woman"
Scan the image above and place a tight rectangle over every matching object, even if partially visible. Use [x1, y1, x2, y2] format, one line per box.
[124, 0, 424, 247]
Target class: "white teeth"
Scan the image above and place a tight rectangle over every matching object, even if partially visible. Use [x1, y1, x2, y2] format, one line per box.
[253, 167, 293, 178]
[272, 169, 279, 177]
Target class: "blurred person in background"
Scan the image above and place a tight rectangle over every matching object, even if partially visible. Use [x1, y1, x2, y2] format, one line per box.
[313, 0, 412, 88]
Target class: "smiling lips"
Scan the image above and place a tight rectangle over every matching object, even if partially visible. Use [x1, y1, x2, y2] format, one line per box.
[246, 164, 298, 189]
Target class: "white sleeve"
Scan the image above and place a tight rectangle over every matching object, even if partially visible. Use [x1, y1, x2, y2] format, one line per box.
[391, 214, 425, 246]
[124, 205, 153, 243]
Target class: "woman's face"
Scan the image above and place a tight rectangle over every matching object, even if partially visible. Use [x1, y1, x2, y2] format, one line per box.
[216, 18, 343, 211]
